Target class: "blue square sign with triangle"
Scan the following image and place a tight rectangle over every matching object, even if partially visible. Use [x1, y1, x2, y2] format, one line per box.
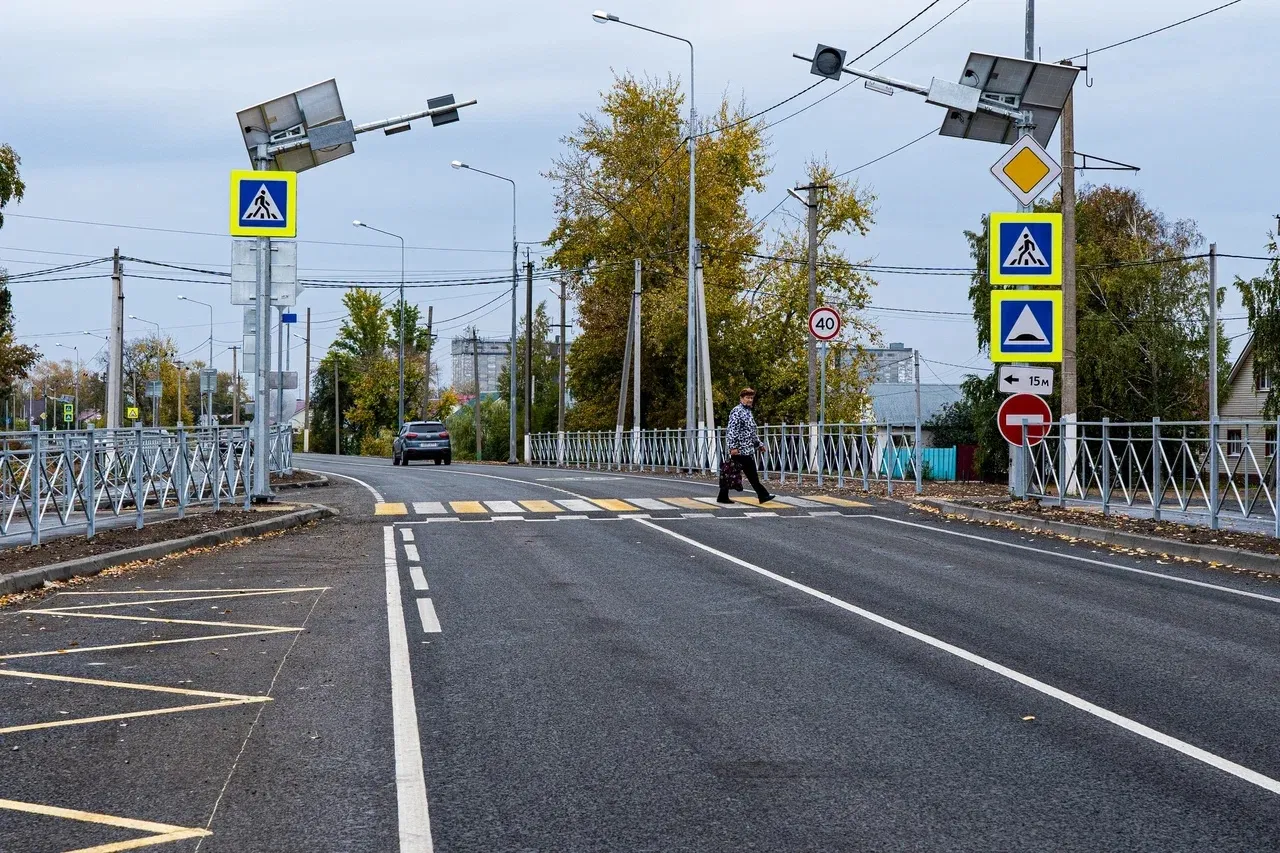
[989, 211, 1062, 285]
[990, 290, 1063, 362]
[229, 169, 297, 237]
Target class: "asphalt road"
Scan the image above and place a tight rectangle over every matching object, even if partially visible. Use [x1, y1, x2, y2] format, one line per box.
[2, 453, 1279, 851]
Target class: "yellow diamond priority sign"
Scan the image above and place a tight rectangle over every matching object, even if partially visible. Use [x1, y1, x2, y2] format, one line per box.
[990, 136, 1062, 207]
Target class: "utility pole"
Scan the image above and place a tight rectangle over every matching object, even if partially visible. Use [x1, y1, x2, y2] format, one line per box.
[334, 359, 340, 455]
[558, 277, 566, 464]
[472, 328, 482, 461]
[303, 307, 311, 452]
[1059, 63, 1078, 496]
[1209, 242, 1219, 529]
[252, 146, 274, 501]
[805, 184, 819, 426]
[107, 249, 124, 429]
[422, 305, 433, 420]
[231, 346, 240, 425]
[633, 258, 641, 448]
[524, 255, 534, 464]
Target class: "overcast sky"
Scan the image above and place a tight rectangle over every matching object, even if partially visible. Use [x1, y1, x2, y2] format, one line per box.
[2, 0, 1275, 399]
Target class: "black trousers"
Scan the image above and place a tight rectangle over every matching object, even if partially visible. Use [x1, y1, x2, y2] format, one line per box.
[719, 452, 770, 502]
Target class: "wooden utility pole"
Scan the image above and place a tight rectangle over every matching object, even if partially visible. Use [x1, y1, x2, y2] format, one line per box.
[303, 307, 311, 451]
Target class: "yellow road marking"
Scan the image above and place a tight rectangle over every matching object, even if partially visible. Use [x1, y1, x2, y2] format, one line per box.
[808, 494, 872, 508]
[661, 497, 716, 510]
[0, 628, 295, 661]
[518, 500, 562, 513]
[725, 496, 792, 509]
[374, 502, 407, 515]
[449, 501, 487, 514]
[0, 797, 210, 851]
[588, 499, 638, 512]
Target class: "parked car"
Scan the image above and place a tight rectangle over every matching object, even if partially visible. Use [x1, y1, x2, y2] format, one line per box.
[393, 421, 451, 465]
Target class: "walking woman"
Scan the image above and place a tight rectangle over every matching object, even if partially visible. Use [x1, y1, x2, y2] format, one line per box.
[718, 388, 775, 505]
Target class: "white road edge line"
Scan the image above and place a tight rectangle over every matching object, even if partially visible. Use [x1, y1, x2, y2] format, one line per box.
[409, 566, 428, 591]
[865, 516, 1280, 606]
[632, 517, 1280, 798]
[383, 526, 433, 852]
[417, 598, 442, 633]
[315, 468, 384, 503]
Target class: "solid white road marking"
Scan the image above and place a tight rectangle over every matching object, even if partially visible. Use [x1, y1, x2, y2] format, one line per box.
[404, 544, 420, 563]
[866, 516, 1280, 606]
[417, 598, 442, 633]
[484, 501, 524, 514]
[625, 498, 678, 511]
[413, 501, 446, 515]
[635, 517, 1280, 798]
[409, 567, 428, 591]
[555, 499, 600, 513]
[382, 526, 434, 852]
[401, 528, 414, 542]
[315, 468, 384, 503]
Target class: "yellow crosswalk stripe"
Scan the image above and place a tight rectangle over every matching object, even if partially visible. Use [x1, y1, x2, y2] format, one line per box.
[660, 497, 717, 510]
[808, 494, 872, 508]
[588, 498, 639, 512]
[519, 500, 562, 513]
[449, 501, 487, 514]
[374, 502, 407, 515]
[727, 496, 792, 510]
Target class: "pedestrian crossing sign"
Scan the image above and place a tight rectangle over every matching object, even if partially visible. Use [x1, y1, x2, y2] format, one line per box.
[229, 169, 297, 237]
[989, 212, 1061, 286]
[990, 290, 1063, 362]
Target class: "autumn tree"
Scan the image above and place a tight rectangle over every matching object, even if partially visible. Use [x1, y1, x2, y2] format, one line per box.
[0, 143, 38, 403]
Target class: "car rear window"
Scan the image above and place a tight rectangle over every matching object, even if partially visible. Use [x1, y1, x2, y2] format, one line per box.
[405, 422, 444, 431]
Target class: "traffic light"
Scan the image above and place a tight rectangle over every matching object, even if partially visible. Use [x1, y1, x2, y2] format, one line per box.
[810, 44, 846, 81]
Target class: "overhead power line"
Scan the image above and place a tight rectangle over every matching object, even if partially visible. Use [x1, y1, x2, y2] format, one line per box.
[1063, 0, 1244, 61]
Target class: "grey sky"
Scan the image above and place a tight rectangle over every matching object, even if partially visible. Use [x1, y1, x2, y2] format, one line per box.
[2, 0, 1275, 398]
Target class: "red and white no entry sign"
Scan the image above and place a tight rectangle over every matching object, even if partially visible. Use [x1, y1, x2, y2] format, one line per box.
[997, 393, 1053, 447]
[808, 306, 842, 341]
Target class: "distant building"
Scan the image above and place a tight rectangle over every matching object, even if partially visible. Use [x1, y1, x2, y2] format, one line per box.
[1222, 334, 1275, 460]
[451, 337, 510, 395]
[855, 343, 963, 441]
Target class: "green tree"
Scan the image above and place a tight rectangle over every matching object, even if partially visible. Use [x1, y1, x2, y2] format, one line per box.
[1235, 232, 1280, 417]
[965, 185, 1226, 423]
[546, 74, 769, 429]
[0, 144, 38, 403]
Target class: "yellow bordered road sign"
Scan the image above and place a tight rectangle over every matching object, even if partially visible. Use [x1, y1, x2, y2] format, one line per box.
[126, 406, 141, 421]
[989, 211, 1062, 286]
[990, 289, 1063, 363]
[230, 170, 297, 237]
[991, 136, 1061, 207]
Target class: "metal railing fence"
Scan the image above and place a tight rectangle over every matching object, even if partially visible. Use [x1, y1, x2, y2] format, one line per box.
[0, 425, 293, 546]
[1020, 418, 1280, 534]
[529, 423, 924, 492]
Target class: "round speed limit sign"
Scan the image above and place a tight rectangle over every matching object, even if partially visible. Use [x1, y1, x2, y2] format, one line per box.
[808, 306, 842, 341]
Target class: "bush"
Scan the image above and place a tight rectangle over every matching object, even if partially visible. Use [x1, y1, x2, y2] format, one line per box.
[359, 428, 395, 458]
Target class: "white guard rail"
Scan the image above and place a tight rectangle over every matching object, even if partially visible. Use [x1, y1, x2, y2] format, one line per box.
[0, 425, 293, 545]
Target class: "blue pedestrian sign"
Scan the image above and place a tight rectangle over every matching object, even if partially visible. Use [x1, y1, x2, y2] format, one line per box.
[990, 290, 1063, 363]
[229, 169, 297, 238]
[989, 212, 1061, 286]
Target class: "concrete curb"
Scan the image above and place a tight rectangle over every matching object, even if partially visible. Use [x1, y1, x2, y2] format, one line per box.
[0, 504, 337, 596]
[920, 498, 1280, 573]
[271, 472, 330, 490]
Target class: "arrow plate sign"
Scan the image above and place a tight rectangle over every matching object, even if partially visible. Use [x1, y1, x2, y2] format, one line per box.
[999, 365, 1054, 396]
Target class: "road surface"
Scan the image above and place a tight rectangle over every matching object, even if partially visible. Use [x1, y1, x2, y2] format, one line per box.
[1, 454, 1278, 851]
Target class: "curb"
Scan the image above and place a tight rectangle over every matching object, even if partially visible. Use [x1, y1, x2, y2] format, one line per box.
[920, 498, 1280, 573]
[270, 472, 330, 490]
[0, 503, 337, 597]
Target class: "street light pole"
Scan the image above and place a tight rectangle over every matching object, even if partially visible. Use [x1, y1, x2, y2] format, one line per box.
[353, 221, 407, 429]
[593, 10, 698, 462]
[451, 160, 518, 463]
[178, 295, 215, 425]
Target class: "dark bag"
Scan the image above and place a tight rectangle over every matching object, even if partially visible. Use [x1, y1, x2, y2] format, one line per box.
[720, 456, 743, 491]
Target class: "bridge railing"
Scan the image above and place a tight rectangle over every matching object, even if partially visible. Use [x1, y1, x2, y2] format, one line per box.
[0, 425, 293, 545]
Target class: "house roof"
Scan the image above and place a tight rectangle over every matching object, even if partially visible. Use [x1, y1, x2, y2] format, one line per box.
[1228, 334, 1254, 387]
[867, 383, 963, 425]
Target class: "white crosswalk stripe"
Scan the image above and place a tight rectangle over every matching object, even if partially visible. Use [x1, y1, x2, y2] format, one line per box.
[773, 495, 826, 508]
[625, 498, 675, 511]
[484, 500, 524, 514]
[555, 499, 600, 513]
[412, 501, 446, 514]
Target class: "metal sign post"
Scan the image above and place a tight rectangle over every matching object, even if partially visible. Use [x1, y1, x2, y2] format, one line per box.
[808, 306, 841, 482]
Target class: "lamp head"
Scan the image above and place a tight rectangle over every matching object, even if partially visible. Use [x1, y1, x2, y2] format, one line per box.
[352, 219, 363, 227]
[450, 160, 467, 170]
[592, 10, 618, 23]
[177, 295, 187, 301]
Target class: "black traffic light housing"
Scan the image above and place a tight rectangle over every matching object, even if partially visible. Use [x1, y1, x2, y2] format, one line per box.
[810, 44, 846, 81]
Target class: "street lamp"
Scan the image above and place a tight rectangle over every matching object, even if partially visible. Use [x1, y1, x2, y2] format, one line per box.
[592, 10, 699, 458]
[352, 220, 407, 430]
[451, 159, 519, 463]
[177, 295, 215, 425]
[55, 343, 80, 427]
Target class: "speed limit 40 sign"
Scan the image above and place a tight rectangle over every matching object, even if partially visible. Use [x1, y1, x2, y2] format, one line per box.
[808, 306, 842, 341]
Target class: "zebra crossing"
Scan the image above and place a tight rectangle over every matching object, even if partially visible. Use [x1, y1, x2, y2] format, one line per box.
[373, 494, 870, 517]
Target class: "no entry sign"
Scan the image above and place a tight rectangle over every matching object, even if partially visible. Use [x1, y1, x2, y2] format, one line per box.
[997, 393, 1053, 447]
[808, 306, 842, 341]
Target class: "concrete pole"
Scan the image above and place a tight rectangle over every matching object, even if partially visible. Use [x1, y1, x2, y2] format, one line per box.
[509, 187, 518, 464]
[303, 308, 311, 452]
[524, 256, 534, 463]
[1060, 80, 1079, 496]
[633, 259, 642, 447]
[422, 306, 433, 420]
[473, 328, 483, 461]
[807, 184, 818, 428]
[685, 43, 698, 472]
[107, 249, 124, 429]
[334, 358, 340, 455]
[695, 248, 716, 469]
[252, 145, 273, 500]
[1209, 242, 1219, 528]
[231, 346, 240, 426]
[558, 278, 566, 464]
